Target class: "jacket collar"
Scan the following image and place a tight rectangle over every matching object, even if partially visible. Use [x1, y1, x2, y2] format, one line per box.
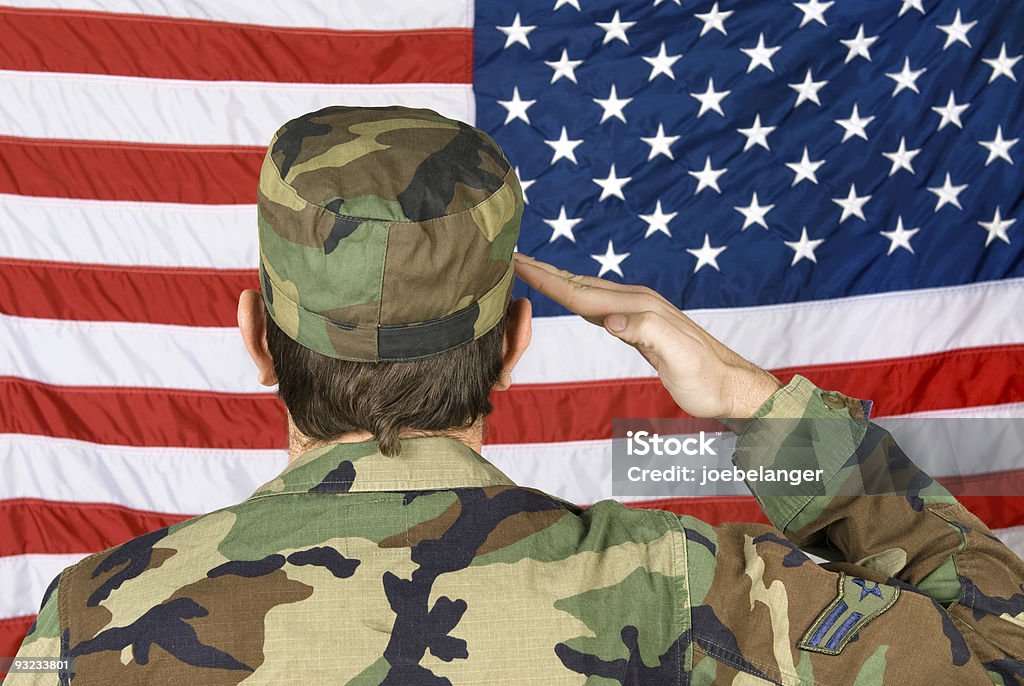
[247, 436, 516, 500]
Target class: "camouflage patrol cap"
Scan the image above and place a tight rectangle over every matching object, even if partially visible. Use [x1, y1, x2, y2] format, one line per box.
[257, 105, 523, 362]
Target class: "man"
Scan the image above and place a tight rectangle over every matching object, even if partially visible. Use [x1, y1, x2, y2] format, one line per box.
[8, 106, 1023, 685]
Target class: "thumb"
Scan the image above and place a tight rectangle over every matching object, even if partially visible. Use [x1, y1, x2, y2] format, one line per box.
[603, 311, 666, 354]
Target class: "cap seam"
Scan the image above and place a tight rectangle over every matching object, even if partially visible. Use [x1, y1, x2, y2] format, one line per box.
[374, 220, 389, 361]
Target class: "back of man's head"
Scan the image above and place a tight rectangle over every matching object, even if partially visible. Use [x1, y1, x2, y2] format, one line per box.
[256, 105, 524, 455]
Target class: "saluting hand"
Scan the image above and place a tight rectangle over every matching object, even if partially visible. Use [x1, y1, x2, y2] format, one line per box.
[513, 253, 782, 421]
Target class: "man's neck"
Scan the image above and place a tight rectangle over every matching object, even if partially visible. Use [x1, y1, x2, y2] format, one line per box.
[286, 418, 486, 463]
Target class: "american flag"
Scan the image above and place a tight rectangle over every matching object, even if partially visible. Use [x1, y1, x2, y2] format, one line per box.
[1, 0, 1022, 657]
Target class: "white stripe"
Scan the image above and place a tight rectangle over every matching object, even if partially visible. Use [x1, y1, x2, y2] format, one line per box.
[519, 278, 1024, 384]
[0, 71, 474, 146]
[2, 527, 1023, 622]
[0, 0, 472, 30]
[998, 525, 1024, 559]
[0, 553, 87, 620]
[486, 440, 615, 503]
[6, 279, 1022, 393]
[0, 195, 257, 269]
[0, 314, 265, 392]
[0, 435, 286, 515]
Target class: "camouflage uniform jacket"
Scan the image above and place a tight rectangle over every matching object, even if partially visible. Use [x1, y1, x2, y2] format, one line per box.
[9, 376, 1024, 685]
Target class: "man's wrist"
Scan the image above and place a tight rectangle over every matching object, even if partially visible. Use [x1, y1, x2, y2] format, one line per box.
[721, 366, 783, 431]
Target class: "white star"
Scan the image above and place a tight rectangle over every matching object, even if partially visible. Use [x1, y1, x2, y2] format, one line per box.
[544, 127, 583, 165]
[545, 49, 583, 84]
[898, 0, 925, 17]
[840, 24, 878, 63]
[880, 217, 921, 255]
[886, 57, 927, 96]
[695, 2, 733, 36]
[691, 77, 731, 117]
[832, 183, 872, 223]
[786, 147, 825, 186]
[983, 43, 1022, 83]
[641, 123, 680, 160]
[927, 173, 968, 211]
[937, 9, 976, 50]
[593, 164, 632, 201]
[931, 91, 969, 131]
[979, 126, 1018, 166]
[642, 41, 682, 80]
[741, 33, 782, 73]
[591, 240, 630, 277]
[593, 85, 633, 124]
[784, 227, 825, 265]
[687, 234, 727, 273]
[553, 0, 581, 10]
[794, 0, 834, 27]
[639, 200, 677, 238]
[595, 10, 636, 45]
[882, 136, 921, 176]
[653, 0, 681, 5]
[497, 87, 535, 125]
[515, 167, 534, 204]
[737, 114, 776, 152]
[789, 69, 828, 107]
[688, 156, 727, 194]
[544, 206, 582, 243]
[734, 192, 775, 230]
[835, 104, 875, 143]
[979, 208, 1015, 246]
[497, 13, 536, 49]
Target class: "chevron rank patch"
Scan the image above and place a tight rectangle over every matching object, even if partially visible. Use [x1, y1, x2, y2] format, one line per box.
[799, 573, 900, 655]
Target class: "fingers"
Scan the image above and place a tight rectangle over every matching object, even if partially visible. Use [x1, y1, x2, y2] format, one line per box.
[514, 258, 629, 322]
[514, 253, 652, 295]
[513, 253, 671, 322]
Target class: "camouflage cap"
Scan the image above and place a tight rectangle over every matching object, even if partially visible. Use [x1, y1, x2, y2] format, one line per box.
[257, 105, 523, 362]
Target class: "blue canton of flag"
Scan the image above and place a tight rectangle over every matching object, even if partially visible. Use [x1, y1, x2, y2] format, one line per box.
[474, 0, 1024, 315]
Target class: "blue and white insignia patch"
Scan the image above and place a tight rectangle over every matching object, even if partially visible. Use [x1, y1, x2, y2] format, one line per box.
[799, 573, 900, 655]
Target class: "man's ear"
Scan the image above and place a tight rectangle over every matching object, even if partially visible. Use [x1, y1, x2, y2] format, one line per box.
[237, 289, 278, 387]
[493, 297, 532, 391]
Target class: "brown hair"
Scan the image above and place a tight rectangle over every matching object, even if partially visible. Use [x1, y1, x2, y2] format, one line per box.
[265, 314, 506, 456]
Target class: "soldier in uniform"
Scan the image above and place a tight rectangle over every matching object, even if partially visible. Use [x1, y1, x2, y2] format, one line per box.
[8, 106, 1024, 685]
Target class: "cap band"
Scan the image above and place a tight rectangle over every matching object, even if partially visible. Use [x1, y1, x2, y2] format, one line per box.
[261, 261, 514, 362]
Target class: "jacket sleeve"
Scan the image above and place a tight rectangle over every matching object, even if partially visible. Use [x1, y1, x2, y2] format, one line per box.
[4, 575, 63, 686]
[731, 374, 1024, 682]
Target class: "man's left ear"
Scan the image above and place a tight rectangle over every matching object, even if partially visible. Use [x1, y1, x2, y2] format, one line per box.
[237, 289, 278, 387]
[493, 297, 532, 391]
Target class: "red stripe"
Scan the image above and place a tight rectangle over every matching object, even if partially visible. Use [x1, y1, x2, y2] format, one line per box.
[0, 259, 260, 327]
[629, 494, 1024, 533]
[0, 499, 189, 557]
[489, 345, 1024, 442]
[628, 496, 771, 525]
[0, 7, 472, 83]
[0, 616, 35, 663]
[0, 136, 262, 203]
[0, 377, 287, 450]
[1, 346, 1021, 449]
